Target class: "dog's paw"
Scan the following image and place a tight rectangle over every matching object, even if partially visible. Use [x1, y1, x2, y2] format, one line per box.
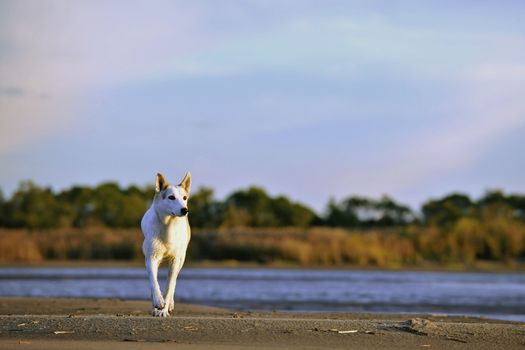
[152, 308, 170, 317]
[152, 293, 165, 309]
[167, 298, 175, 313]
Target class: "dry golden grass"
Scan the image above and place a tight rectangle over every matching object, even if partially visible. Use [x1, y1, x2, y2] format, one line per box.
[1, 221, 524, 268]
[0, 229, 43, 262]
[206, 227, 417, 267]
[0, 228, 142, 262]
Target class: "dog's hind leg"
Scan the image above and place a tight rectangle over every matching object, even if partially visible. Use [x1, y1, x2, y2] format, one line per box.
[146, 256, 165, 315]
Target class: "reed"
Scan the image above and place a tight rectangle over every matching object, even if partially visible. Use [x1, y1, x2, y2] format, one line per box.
[2, 221, 524, 267]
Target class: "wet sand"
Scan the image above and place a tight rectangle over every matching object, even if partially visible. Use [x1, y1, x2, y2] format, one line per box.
[0, 298, 524, 349]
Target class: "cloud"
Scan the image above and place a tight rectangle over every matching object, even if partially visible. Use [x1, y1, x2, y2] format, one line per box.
[0, 1, 301, 154]
[328, 66, 525, 205]
[1, 0, 525, 209]
[467, 63, 525, 82]
[0, 86, 24, 97]
[0, 1, 216, 153]
[162, 13, 525, 84]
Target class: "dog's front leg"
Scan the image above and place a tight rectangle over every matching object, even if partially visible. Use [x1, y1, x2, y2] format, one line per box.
[146, 256, 165, 315]
[159, 257, 183, 316]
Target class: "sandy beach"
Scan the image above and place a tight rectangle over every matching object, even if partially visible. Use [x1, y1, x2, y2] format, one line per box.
[0, 298, 523, 349]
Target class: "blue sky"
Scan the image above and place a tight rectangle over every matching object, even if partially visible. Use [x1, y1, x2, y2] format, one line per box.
[1, 1, 524, 212]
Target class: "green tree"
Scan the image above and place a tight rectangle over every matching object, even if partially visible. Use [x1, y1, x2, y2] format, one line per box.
[221, 187, 316, 227]
[323, 197, 360, 227]
[478, 190, 516, 220]
[188, 187, 224, 228]
[57, 186, 98, 227]
[422, 193, 474, 227]
[90, 183, 147, 227]
[271, 196, 315, 227]
[373, 195, 414, 226]
[0, 188, 5, 226]
[92, 183, 124, 227]
[224, 187, 277, 227]
[324, 195, 414, 228]
[508, 194, 525, 221]
[120, 186, 149, 227]
[4, 181, 73, 228]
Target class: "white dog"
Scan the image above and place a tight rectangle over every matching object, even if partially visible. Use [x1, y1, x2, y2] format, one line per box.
[141, 172, 191, 317]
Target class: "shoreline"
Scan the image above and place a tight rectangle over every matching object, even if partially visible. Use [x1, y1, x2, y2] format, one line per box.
[1, 260, 525, 273]
[0, 298, 524, 349]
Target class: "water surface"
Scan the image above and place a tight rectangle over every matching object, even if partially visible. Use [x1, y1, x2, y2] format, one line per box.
[0, 267, 523, 321]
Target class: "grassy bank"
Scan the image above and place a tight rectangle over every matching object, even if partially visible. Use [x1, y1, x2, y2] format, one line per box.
[1, 227, 524, 271]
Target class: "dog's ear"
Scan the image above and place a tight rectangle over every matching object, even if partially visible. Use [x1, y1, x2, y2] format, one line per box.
[155, 173, 169, 192]
[179, 171, 192, 195]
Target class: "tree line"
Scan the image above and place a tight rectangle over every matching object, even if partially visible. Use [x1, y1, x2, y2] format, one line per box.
[0, 180, 524, 231]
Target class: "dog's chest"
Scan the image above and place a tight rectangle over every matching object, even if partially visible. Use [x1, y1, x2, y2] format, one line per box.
[160, 219, 190, 257]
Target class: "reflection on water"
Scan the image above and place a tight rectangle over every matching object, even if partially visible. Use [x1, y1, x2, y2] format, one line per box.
[0, 267, 524, 321]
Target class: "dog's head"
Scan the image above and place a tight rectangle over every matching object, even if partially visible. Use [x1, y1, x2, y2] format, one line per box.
[153, 172, 192, 217]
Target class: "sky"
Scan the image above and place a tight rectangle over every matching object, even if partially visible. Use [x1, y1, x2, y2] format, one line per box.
[1, 0, 524, 212]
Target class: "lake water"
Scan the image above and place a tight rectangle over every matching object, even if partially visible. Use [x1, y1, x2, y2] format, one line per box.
[0, 267, 524, 322]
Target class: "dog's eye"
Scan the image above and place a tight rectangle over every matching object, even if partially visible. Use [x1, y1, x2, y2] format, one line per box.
[183, 196, 187, 200]
[168, 195, 176, 200]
